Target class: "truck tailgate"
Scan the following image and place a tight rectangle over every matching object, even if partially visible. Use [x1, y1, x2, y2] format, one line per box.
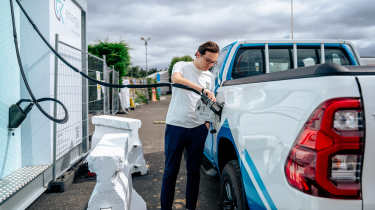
[357, 75, 375, 210]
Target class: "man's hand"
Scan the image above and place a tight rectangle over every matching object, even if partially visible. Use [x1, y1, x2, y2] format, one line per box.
[203, 89, 216, 102]
[205, 121, 210, 130]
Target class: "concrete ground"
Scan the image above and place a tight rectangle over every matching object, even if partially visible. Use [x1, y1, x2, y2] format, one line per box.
[27, 95, 220, 210]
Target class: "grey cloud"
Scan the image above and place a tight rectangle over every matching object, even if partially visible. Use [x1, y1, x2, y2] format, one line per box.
[87, 0, 375, 68]
[359, 46, 375, 57]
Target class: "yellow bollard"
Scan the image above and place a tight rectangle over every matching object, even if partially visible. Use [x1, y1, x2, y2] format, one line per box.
[130, 98, 135, 110]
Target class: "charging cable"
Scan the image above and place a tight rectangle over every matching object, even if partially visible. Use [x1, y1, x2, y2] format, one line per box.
[9, 0, 69, 128]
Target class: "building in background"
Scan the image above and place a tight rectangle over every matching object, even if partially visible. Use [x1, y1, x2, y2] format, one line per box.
[146, 70, 170, 95]
[361, 57, 375, 66]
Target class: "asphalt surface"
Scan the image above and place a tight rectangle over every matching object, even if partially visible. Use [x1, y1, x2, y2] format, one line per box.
[27, 95, 220, 210]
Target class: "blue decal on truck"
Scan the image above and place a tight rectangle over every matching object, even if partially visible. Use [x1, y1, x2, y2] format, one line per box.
[216, 119, 277, 210]
[240, 160, 268, 210]
[215, 119, 239, 169]
[341, 44, 359, 65]
[218, 42, 236, 88]
[244, 150, 277, 210]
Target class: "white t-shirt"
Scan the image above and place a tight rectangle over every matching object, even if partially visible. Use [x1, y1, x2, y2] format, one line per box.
[166, 61, 213, 128]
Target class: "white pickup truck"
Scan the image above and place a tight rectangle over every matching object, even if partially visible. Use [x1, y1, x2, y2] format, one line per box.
[202, 40, 375, 210]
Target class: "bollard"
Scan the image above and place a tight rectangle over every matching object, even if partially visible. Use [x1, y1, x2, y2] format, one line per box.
[91, 115, 148, 175]
[151, 87, 157, 102]
[87, 133, 146, 210]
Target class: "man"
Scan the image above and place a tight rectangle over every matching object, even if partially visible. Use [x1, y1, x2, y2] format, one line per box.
[161, 41, 219, 210]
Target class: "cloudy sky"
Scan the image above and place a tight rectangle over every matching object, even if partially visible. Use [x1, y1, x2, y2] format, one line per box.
[87, 0, 375, 69]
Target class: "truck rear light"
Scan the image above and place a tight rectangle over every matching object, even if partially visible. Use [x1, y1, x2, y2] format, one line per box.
[331, 154, 362, 182]
[285, 98, 364, 199]
[334, 110, 363, 131]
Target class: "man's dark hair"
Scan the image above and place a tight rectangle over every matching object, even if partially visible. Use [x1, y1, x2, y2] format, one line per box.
[197, 41, 220, 55]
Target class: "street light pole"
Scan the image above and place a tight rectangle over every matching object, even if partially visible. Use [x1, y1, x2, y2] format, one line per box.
[291, 0, 294, 40]
[140, 37, 151, 72]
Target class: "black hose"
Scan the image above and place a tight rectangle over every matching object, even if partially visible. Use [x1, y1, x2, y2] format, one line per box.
[10, 0, 68, 124]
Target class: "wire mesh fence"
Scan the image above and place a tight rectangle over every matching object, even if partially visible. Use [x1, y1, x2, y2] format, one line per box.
[87, 53, 105, 114]
[54, 39, 121, 179]
[54, 39, 85, 179]
[56, 41, 83, 160]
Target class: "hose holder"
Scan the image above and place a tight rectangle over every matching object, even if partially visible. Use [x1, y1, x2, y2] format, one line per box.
[8, 99, 34, 129]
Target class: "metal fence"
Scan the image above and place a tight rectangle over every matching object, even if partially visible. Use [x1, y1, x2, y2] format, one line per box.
[87, 53, 106, 115]
[54, 37, 86, 180]
[53, 37, 120, 181]
[87, 55, 120, 115]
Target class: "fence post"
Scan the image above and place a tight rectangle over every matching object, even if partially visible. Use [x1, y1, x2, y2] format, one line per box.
[52, 34, 59, 182]
[115, 72, 119, 114]
[103, 55, 108, 114]
[112, 66, 115, 115]
[81, 9, 89, 153]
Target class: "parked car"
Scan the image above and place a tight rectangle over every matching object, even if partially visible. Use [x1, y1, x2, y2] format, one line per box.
[202, 40, 375, 210]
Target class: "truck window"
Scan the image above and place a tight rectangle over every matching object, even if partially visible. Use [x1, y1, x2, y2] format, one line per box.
[323, 48, 351, 65]
[297, 47, 351, 67]
[289, 47, 352, 68]
[232, 48, 265, 79]
[297, 48, 320, 67]
[269, 48, 292, 73]
[229, 45, 353, 81]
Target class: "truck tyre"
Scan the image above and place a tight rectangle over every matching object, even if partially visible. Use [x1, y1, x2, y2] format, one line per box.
[220, 160, 248, 210]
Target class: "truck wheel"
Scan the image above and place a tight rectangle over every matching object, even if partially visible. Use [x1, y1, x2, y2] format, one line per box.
[220, 160, 248, 210]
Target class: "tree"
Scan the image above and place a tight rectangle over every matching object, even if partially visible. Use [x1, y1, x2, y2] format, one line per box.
[126, 66, 147, 78]
[146, 68, 158, 75]
[126, 66, 164, 78]
[168, 55, 193, 79]
[126, 66, 140, 78]
[88, 41, 130, 77]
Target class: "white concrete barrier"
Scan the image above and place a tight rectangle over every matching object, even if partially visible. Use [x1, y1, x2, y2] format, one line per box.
[92, 115, 148, 175]
[87, 133, 147, 210]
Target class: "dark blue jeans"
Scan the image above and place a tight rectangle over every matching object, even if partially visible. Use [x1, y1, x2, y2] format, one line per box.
[161, 124, 209, 210]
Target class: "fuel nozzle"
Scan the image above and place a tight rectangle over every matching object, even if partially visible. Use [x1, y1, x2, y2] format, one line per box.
[200, 93, 223, 116]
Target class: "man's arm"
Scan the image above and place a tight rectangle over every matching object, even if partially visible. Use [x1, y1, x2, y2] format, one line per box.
[172, 72, 216, 102]
[172, 72, 202, 93]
